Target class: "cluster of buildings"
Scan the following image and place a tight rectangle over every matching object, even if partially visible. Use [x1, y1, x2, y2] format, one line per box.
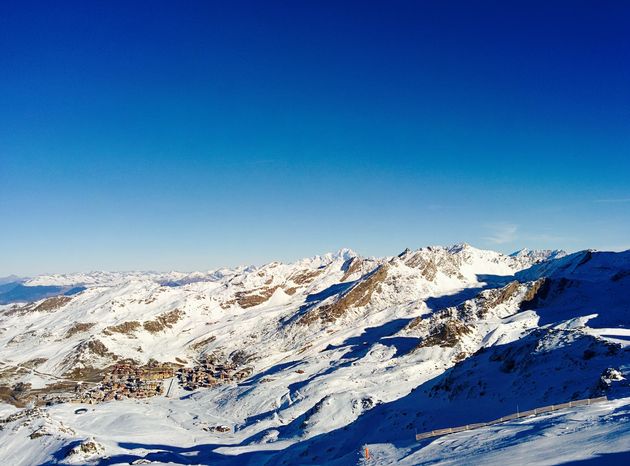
[178, 360, 253, 391]
[76, 363, 175, 403]
[73, 359, 254, 403]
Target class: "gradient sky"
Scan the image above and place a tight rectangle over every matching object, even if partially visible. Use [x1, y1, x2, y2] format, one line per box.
[1, 1, 629, 275]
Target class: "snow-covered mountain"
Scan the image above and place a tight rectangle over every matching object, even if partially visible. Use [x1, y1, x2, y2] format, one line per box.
[0, 244, 628, 465]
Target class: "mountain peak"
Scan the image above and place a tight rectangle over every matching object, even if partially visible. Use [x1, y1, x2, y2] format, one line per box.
[447, 242, 475, 253]
[330, 247, 358, 261]
[510, 248, 567, 262]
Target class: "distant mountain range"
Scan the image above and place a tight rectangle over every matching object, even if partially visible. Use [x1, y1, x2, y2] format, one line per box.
[0, 244, 628, 465]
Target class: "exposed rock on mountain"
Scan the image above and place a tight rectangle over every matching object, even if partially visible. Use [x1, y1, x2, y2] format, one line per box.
[297, 264, 389, 325]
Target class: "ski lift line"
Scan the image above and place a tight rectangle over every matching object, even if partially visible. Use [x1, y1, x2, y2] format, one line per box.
[415, 396, 609, 441]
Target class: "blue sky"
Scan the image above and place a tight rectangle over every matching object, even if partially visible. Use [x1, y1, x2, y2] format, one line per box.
[1, 1, 629, 275]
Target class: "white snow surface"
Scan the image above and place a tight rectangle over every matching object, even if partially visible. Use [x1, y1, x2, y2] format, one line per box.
[0, 244, 628, 465]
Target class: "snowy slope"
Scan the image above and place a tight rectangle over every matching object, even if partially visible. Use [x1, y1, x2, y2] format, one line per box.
[0, 245, 628, 465]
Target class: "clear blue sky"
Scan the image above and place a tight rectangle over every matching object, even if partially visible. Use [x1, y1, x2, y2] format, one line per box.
[1, 1, 629, 275]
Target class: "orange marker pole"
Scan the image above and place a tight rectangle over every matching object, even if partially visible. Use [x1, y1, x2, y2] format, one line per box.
[365, 446, 370, 460]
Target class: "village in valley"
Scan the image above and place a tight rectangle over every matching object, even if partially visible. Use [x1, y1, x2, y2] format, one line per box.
[1, 357, 254, 409]
[79, 357, 253, 404]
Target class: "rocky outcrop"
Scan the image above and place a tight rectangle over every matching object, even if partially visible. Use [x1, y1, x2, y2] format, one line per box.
[408, 280, 540, 352]
[429, 329, 628, 404]
[189, 335, 216, 352]
[399, 248, 467, 281]
[65, 322, 96, 338]
[297, 265, 389, 325]
[474, 281, 523, 318]
[82, 339, 112, 357]
[221, 286, 280, 309]
[519, 278, 548, 310]
[289, 269, 323, 286]
[65, 438, 104, 459]
[340, 257, 362, 282]
[5, 295, 73, 316]
[417, 320, 472, 348]
[143, 309, 184, 333]
[103, 321, 141, 336]
[59, 339, 119, 382]
[33, 296, 73, 312]
[235, 286, 279, 308]
[22, 358, 48, 368]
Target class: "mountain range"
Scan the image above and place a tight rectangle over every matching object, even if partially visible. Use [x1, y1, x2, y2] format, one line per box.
[0, 244, 628, 465]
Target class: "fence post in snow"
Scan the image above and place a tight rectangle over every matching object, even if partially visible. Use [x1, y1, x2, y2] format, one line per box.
[413, 396, 608, 442]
